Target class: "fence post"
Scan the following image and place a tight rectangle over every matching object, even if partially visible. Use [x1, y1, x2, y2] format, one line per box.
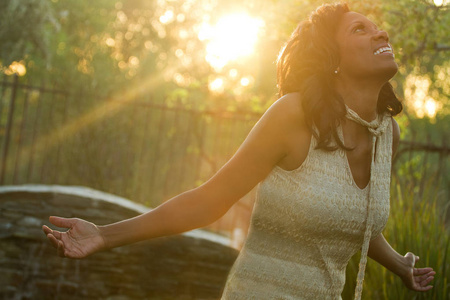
[0, 74, 18, 184]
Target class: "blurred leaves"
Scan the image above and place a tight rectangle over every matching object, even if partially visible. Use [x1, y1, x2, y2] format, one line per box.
[0, 0, 448, 115]
[0, 0, 60, 67]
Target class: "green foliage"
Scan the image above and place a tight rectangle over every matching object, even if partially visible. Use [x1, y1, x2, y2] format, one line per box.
[1, 0, 448, 115]
[0, 0, 59, 67]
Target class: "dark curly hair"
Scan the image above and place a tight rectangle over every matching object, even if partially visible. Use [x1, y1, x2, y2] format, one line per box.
[276, 2, 402, 151]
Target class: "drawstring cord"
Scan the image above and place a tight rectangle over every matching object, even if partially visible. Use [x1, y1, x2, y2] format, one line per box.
[344, 105, 390, 300]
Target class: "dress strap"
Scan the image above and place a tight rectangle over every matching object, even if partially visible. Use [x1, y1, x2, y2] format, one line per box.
[344, 105, 391, 300]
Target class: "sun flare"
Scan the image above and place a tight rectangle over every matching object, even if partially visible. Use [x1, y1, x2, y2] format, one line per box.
[433, 0, 450, 6]
[198, 13, 264, 71]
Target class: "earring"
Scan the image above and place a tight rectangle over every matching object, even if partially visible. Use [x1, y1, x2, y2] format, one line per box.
[334, 67, 340, 75]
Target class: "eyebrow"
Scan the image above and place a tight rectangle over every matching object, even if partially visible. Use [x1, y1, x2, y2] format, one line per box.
[348, 20, 378, 32]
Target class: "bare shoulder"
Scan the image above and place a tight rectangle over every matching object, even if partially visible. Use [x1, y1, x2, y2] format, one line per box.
[267, 92, 305, 117]
[247, 92, 308, 153]
[262, 92, 307, 130]
[263, 93, 311, 170]
[391, 117, 400, 157]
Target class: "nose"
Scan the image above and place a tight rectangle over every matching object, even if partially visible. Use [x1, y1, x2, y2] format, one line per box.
[373, 29, 389, 42]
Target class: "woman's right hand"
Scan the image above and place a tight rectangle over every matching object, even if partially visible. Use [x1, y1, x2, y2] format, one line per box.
[42, 216, 106, 259]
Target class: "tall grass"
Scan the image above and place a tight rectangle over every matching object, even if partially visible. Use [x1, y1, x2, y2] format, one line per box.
[342, 158, 449, 299]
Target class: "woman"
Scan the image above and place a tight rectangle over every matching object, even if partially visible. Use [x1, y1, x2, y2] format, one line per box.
[43, 3, 435, 299]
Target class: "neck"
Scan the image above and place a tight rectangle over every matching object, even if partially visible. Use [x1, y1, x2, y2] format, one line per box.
[335, 76, 385, 122]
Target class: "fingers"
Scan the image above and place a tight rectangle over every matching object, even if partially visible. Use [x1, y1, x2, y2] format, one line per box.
[42, 225, 52, 235]
[417, 278, 434, 291]
[57, 240, 66, 258]
[415, 273, 435, 283]
[43, 217, 71, 258]
[46, 233, 67, 258]
[44, 225, 66, 257]
[49, 216, 76, 229]
[42, 224, 63, 239]
[46, 232, 66, 257]
[415, 284, 433, 292]
[413, 269, 435, 292]
[413, 267, 434, 276]
[46, 233, 59, 248]
[415, 271, 436, 281]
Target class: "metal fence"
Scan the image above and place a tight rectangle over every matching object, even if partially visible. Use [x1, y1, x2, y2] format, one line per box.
[0, 74, 262, 246]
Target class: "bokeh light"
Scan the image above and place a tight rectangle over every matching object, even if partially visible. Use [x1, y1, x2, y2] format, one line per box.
[405, 75, 442, 119]
[209, 77, 225, 93]
[4, 61, 27, 76]
[240, 77, 250, 87]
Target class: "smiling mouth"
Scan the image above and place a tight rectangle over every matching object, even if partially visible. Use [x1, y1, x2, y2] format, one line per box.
[373, 45, 393, 55]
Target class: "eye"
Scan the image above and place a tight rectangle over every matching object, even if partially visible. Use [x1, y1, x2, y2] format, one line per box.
[353, 24, 365, 33]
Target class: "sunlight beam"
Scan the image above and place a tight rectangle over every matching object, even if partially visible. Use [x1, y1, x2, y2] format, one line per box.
[17, 63, 182, 164]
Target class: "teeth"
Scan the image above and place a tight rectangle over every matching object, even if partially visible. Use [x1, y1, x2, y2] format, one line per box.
[374, 46, 392, 55]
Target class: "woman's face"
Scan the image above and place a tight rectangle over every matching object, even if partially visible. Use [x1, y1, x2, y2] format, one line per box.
[335, 12, 398, 81]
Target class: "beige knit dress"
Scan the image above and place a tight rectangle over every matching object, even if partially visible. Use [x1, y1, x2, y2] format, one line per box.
[221, 112, 393, 300]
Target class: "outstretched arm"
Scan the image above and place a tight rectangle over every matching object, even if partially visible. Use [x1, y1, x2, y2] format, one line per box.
[43, 93, 309, 258]
[368, 234, 435, 291]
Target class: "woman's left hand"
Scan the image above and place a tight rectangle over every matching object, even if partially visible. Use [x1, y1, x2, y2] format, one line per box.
[401, 252, 435, 292]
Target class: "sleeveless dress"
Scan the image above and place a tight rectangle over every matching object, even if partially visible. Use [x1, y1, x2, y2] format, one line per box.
[221, 111, 393, 300]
